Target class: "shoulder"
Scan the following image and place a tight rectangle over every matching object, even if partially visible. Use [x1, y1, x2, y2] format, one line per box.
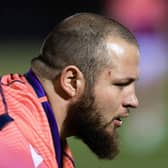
[0, 73, 43, 118]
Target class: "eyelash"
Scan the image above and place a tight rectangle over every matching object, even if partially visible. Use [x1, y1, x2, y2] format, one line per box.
[114, 83, 130, 87]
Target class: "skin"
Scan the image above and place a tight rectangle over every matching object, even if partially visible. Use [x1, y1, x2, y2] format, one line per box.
[38, 37, 140, 159]
[93, 37, 139, 133]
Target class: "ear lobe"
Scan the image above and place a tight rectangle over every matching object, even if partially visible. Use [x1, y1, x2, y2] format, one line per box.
[60, 65, 85, 98]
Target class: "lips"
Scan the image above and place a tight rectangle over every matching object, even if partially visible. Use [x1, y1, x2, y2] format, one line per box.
[113, 117, 123, 127]
[113, 113, 129, 128]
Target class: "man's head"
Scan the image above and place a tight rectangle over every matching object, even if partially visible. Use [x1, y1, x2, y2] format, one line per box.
[31, 13, 140, 160]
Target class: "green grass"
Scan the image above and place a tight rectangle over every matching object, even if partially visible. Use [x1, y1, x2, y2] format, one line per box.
[1, 41, 168, 168]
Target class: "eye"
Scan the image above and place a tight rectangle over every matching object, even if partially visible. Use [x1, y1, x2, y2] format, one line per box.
[113, 79, 135, 89]
[114, 81, 132, 88]
[115, 83, 129, 87]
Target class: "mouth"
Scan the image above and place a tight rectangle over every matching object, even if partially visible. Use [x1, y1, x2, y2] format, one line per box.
[113, 112, 129, 128]
[113, 117, 123, 128]
[104, 113, 129, 129]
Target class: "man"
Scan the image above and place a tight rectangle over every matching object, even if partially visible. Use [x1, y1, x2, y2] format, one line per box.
[0, 13, 139, 168]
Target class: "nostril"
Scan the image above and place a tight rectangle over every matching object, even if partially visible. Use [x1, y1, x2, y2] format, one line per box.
[123, 95, 139, 108]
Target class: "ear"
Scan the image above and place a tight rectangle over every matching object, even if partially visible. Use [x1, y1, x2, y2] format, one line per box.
[60, 65, 85, 98]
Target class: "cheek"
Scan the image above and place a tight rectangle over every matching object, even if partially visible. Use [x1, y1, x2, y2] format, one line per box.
[94, 86, 122, 117]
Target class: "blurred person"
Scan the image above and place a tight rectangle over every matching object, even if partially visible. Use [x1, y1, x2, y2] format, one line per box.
[104, 0, 168, 33]
[103, 0, 168, 153]
[0, 12, 140, 168]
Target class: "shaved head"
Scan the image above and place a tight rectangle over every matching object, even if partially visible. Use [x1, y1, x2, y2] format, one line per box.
[31, 12, 138, 88]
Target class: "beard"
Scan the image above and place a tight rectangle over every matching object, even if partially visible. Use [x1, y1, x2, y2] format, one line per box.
[64, 88, 120, 160]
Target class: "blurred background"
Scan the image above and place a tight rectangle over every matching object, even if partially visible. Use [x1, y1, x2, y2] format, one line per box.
[0, 1, 168, 167]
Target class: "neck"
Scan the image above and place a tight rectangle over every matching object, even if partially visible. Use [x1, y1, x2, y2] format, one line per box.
[37, 76, 69, 139]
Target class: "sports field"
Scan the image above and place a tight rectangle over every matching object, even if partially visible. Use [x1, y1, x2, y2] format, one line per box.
[0, 41, 168, 168]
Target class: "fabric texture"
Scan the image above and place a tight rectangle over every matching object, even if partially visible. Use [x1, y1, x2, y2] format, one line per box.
[0, 73, 75, 168]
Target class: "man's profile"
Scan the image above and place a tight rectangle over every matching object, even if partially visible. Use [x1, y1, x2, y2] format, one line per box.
[0, 12, 139, 168]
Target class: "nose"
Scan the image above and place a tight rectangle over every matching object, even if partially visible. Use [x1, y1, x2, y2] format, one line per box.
[123, 93, 139, 108]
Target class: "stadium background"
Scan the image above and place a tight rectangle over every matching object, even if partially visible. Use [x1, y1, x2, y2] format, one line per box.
[0, 1, 168, 168]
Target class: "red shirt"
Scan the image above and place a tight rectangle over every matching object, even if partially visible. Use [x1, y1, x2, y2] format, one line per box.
[0, 73, 75, 168]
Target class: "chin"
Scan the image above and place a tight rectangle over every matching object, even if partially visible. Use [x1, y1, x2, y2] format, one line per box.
[76, 125, 120, 160]
[65, 89, 120, 159]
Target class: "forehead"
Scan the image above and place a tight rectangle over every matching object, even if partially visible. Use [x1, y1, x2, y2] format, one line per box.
[105, 38, 140, 79]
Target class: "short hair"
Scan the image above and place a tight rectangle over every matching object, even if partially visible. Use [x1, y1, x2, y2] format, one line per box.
[31, 12, 138, 85]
